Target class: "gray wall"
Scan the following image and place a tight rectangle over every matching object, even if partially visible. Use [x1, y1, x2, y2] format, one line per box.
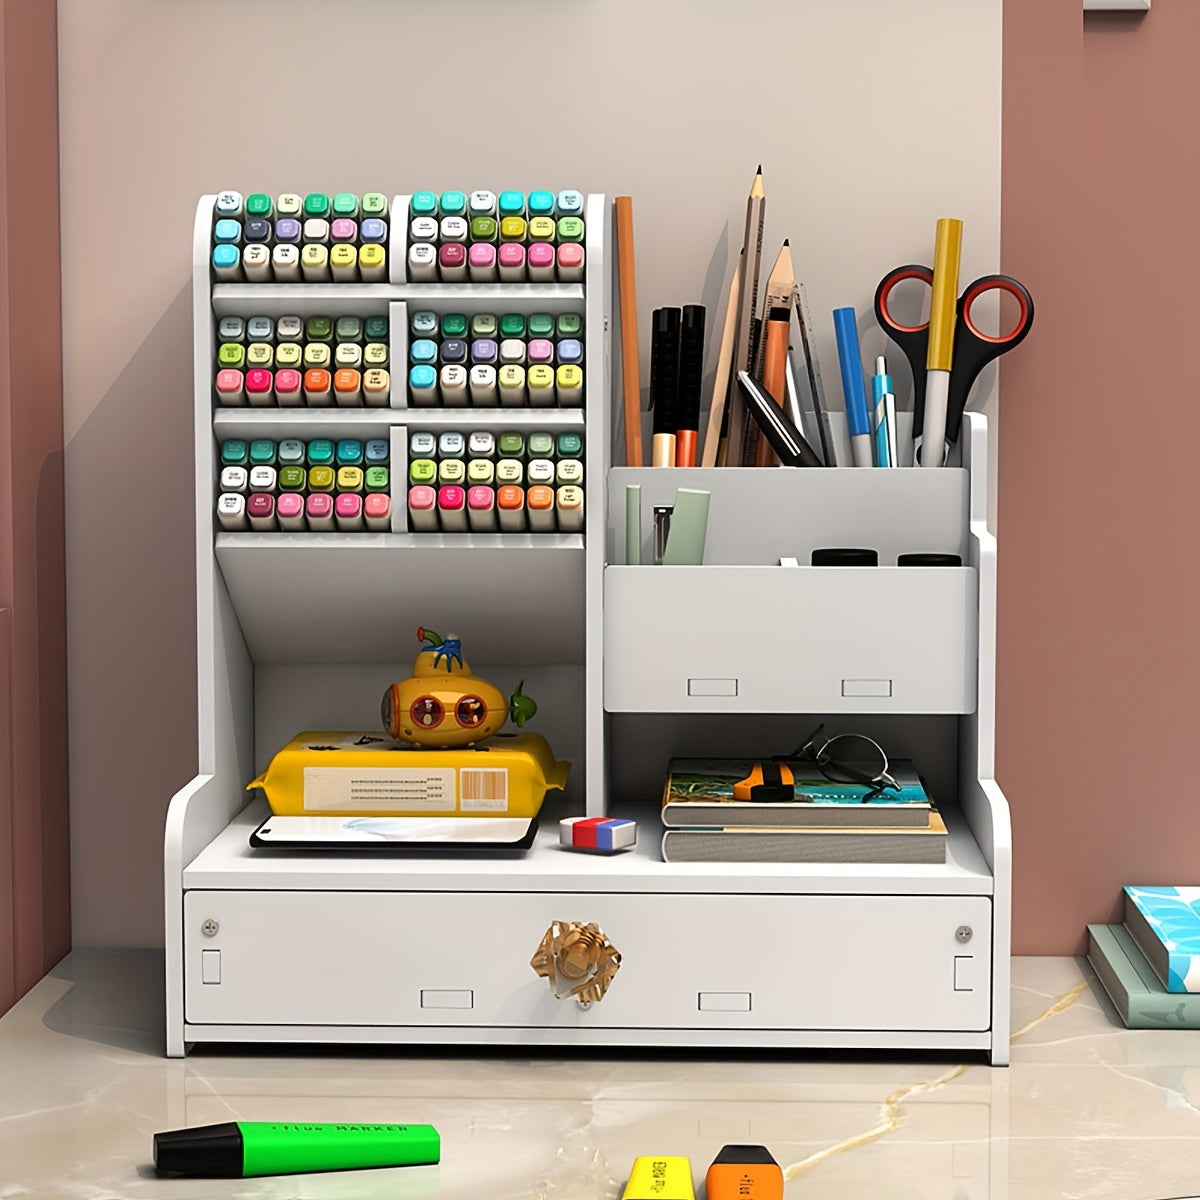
[59, 0, 1001, 947]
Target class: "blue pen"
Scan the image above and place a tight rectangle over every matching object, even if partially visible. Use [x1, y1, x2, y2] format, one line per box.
[832, 307, 873, 467]
[871, 356, 894, 468]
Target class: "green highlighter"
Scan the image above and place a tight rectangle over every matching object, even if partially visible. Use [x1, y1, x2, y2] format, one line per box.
[527, 312, 554, 338]
[154, 1121, 440, 1178]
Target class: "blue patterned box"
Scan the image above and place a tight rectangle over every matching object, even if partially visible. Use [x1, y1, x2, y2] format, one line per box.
[1123, 886, 1200, 993]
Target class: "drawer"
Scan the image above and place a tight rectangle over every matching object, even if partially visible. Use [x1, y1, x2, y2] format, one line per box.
[184, 890, 992, 1032]
[603, 565, 978, 713]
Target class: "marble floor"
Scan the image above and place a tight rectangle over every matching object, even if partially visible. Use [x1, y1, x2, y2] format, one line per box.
[1, 952, 1198, 1200]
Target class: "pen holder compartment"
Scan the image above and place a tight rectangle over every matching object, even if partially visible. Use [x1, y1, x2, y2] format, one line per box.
[604, 462, 978, 715]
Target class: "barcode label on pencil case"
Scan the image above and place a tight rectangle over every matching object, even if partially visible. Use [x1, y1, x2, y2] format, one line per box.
[460, 768, 509, 811]
[302, 767, 456, 811]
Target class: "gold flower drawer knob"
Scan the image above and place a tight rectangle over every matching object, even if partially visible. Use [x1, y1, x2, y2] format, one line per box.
[530, 920, 621, 1006]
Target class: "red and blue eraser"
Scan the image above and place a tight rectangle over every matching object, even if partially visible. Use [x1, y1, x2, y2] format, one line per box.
[560, 816, 637, 853]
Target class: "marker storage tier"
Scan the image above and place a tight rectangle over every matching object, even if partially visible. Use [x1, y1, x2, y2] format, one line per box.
[168, 194, 1011, 1064]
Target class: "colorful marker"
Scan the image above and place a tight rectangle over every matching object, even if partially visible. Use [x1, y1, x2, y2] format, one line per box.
[498, 364, 527, 406]
[246, 493, 276, 531]
[408, 242, 437, 282]
[439, 364, 468, 405]
[330, 243, 358, 282]
[214, 191, 244, 220]
[215, 369, 245, 405]
[219, 466, 248, 493]
[363, 368, 390, 406]
[364, 492, 391, 531]
[469, 243, 498, 282]
[528, 190, 555, 217]
[705, 1147, 783, 1200]
[469, 364, 498, 405]
[271, 244, 300, 281]
[276, 491, 306, 531]
[216, 493, 247, 530]
[335, 493, 364, 531]
[277, 465, 307, 491]
[498, 191, 526, 218]
[440, 216, 468, 243]
[304, 368, 332, 406]
[274, 218, 301, 245]
[438, 242, 467, 281]
[621, 1158, 695, 1200]
[527, 364, 555, 406]
[437, 484, 468, 532]
[526, 484, 556, 532]
[301, 244, 330, 282]
[467, 485, 497, 531]
[555, 190, 584, 216]
[497, 483, 525, 531]
[365, 438, 390, 464]
[497, 243, 526, 282]
[276, 193, 302, 217]
[245, 369, 274, 406]
[557, 242, 585, 281]
[407, 484, 438, 531]
[409, 431, 436, 457]
[527, 242, 556, 282]
[409, 364, 438, 405]
[498, 432, 526, 458]
[556, 364, 584, 406]
[211, 244, 242, 280]
[495, 458, 524, 485]
[248, 465, 277, 493]
[358, 244, 386, 281]
[469, 190, 497, 217]
[274, 368, 302, 405]
[305, 492, 334, 531]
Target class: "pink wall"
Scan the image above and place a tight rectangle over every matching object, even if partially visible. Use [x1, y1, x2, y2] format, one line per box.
[0, 0, 70, 1014]
[1000, 0, 1200, 952]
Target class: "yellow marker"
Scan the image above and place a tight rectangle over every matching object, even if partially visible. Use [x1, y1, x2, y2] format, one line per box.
[245, 342, 273, 369]
[527, 216, 556, 242]
[304, 343, 331, 369]
[307, 465, 335, 492]
[330, 242, 358, 282]
[556, 363, 583, 406]
[498, 363, 527, 406]
[621, 1156, 695, 1200]
[275, 342, 302, 369]
[527, 363, 555, 406]
[921, 216, 963, 467]
[358, 243, 387, 282]
[363, 342, 389, 367]
[500, 216, 527, 242]
[337, 466, 364, 493]
[301, 243, 330, 282]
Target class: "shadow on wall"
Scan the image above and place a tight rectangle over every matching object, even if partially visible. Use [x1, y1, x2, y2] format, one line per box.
[66, 284, 198, 950]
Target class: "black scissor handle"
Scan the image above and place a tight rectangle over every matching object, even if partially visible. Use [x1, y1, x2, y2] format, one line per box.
[945, 274, 1035, 445]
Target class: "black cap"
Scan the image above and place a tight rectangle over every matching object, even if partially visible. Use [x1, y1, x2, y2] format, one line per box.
[811, 547, 878, 566]
[712, 1145, 779, 1165]
[154, 1122, 245, 1177]
[897, 552, 963, 567]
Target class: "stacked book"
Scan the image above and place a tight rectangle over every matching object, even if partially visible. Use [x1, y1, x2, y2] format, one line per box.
[658, 758, 947, 864]
[1088, 886, 1200, 1028]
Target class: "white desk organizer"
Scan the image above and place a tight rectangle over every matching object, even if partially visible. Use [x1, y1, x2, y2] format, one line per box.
[166, 195, 1011, 1063]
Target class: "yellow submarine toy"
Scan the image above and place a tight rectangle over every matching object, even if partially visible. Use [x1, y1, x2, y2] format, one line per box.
[381, 626, 538, 749]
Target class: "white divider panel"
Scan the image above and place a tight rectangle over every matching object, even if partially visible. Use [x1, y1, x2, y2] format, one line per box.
[604, 565, 978, 714]
[389, 300, 408, 409]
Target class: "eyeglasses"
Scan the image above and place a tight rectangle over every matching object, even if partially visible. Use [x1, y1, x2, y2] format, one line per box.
[789, 723, 900, 799]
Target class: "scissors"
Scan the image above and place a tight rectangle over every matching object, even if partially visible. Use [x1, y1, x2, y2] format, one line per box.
[874, 266, 1034, 464]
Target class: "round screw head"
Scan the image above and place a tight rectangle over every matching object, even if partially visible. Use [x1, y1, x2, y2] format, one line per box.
[956, 925, 973, 943]
[201, 919, 219, 938]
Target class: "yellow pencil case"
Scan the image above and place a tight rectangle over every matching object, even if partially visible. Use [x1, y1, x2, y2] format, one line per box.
[247, 730, 570, 818]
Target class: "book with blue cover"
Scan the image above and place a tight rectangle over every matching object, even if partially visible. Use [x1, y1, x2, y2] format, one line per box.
[1123, 886, 1200, 993]
[661, 757, 933, 829]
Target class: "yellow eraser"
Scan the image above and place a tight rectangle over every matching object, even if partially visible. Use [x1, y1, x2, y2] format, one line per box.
[621, 1156, 695, 1200]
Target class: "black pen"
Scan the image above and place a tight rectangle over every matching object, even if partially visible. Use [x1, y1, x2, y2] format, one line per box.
[735, 370, 823, 467]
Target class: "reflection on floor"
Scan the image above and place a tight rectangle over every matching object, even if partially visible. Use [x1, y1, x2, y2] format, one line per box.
[3, 953, 1200, 1199]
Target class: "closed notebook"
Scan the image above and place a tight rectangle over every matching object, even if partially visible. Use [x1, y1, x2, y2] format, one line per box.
[661, 757, 932, 829]
[1122, 886, 1200, 993]
[660, 813, 947, 865]
[1087, 922, 1200, 1028]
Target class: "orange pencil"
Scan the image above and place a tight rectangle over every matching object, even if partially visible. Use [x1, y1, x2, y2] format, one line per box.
[753, 241, 796, 466]
[614, 197, 644, 467]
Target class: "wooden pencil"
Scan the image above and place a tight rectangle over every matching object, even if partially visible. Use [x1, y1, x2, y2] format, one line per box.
[614, 196, 643, 467]
[723, 166, 766, 467]
[701, 250, 742, 467]
[752, 241, 796, 466]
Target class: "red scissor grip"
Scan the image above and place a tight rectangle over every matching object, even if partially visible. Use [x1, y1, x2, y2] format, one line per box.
[959, 275, 1033, 345]
[875, 265, 934, 335]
